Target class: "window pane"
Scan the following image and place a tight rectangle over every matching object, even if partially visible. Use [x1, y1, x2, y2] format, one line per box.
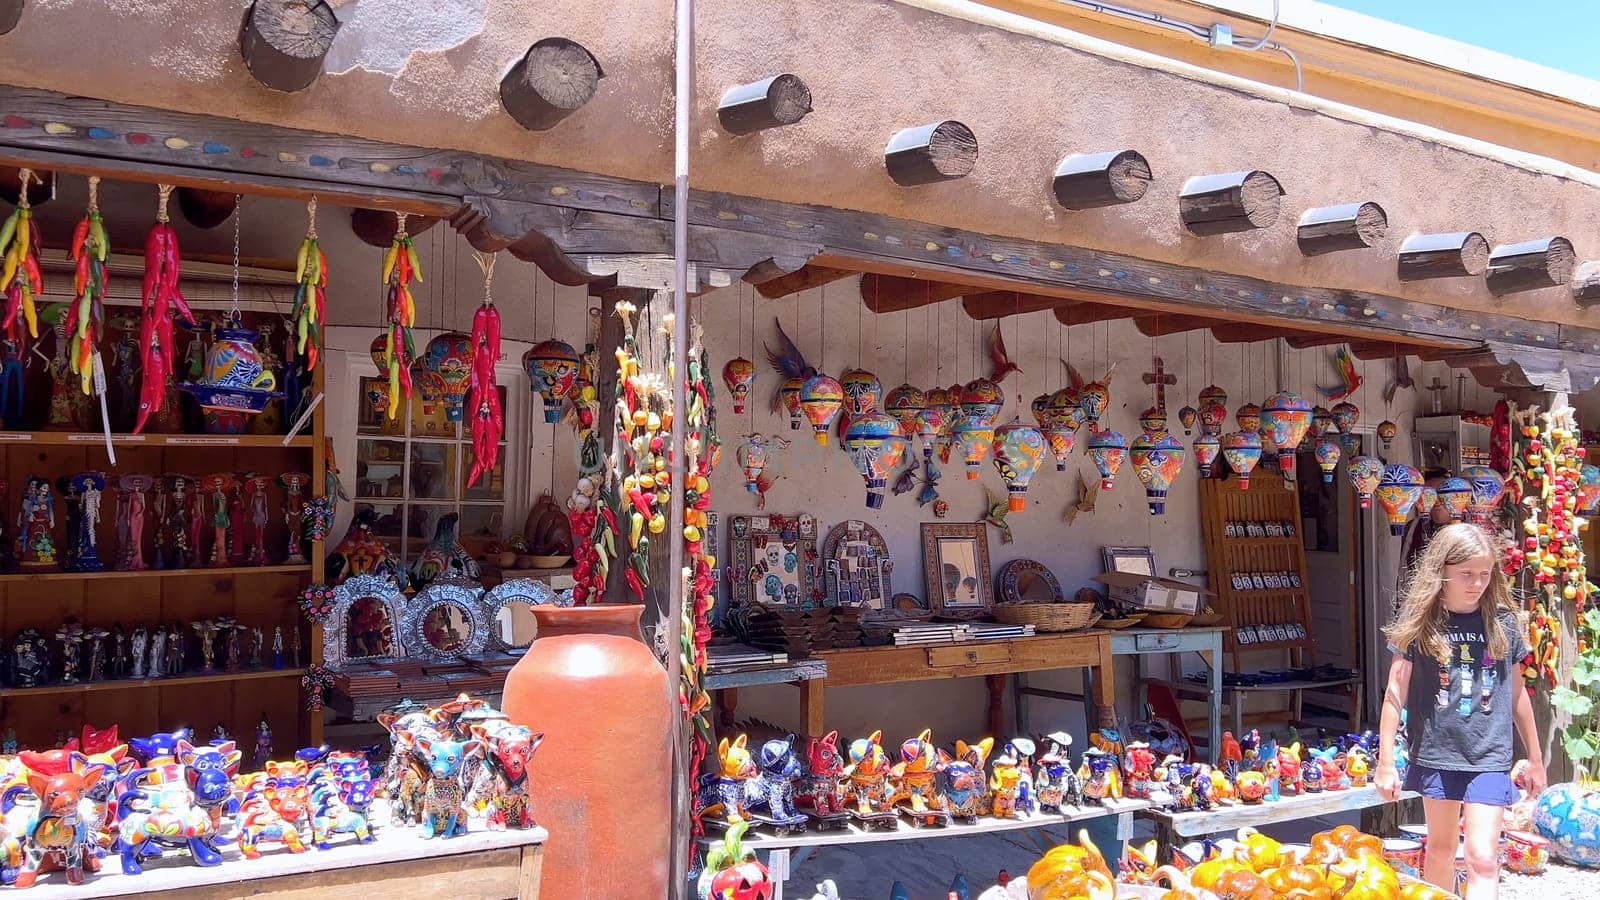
[463, 444, 507, 501]
[407, 504, 447, 544]
[354, 501, 405, 539]
[356, 441, 406, 499]
[459, 504, 507, 544]
[409, 442, 456, 500]
[357, 376, 405, 436]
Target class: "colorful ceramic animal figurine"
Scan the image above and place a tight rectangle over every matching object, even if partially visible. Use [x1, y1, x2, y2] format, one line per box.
[177, 740, 238, 833]
[0, 775, 38, 886]
[1345, 747, 1369, 788]
[236, 791, 309, 858]
[1311, 746, 1347, 790]
[842, 731, 896, 830]
[793, 731, 848, 830]
[413, 737, 479, 839]
[12, 753, 104, 888]
[1275, 742, 1302, 796]
[1236, 770, 1267, 803]
[1206, 766, 1236, 805]
[939, 738, 992, 824]
[1300, 755, 1324, 793]
[1122, 742, 1157, 800]
[1034, 732, 1080, 813]
[469, 722, 543, 830]
[114, 762, 222, 873]
[309, 779, 373, 850]
[1218, 731, 1242, 779]
[988, 746, 1025, 819]
[695, 734, 757, 829]
[1078, 749, 1122, 803]
[745, 735, 807, 834]
[888, 729, 949, 827]
[128, 728, 192, 766]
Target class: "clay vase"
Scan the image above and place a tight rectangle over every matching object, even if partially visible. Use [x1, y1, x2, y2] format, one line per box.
[503, 604, 672, 898]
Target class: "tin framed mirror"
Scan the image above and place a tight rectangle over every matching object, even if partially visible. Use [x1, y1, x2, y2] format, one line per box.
[481, 578, 573, 651]
[402, 582, 489, 661]
[323, 574, 407, 669]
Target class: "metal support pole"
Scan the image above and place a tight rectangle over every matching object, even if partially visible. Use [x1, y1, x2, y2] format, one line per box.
[667, 0, 694, 893]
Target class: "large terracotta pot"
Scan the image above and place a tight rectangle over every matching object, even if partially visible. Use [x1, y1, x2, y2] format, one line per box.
[503, 604, 672, 898]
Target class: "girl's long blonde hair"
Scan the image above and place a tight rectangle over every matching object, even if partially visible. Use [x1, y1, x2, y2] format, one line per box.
[1385, 523, 1516, 664]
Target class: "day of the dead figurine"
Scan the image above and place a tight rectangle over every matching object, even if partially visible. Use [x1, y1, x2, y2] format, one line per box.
[118, 473, 153, 571]
[280, 472, 309, 565]
[244, 475, 271, 567]
[17, 475, 57, 572]
[71, 472, 106, 572]
[202, 474, 233, 568]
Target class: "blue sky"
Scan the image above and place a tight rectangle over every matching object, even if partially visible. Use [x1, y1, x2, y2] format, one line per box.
[1325, 0, 1596, 79]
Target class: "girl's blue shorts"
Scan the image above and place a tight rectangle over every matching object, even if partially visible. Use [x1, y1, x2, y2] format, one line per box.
[1403, 764, 1517, 806]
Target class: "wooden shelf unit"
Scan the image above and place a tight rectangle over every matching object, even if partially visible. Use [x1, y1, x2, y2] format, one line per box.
[0, 365, 327, 751]
[1198, 473, 1315, 669]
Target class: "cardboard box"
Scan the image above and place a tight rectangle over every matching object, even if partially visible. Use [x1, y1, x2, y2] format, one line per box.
[1093, 572, 1212, 615]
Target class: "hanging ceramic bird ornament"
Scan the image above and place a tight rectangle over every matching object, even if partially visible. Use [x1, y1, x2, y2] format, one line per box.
[987, 325, 1021, 383]
[764, 319, 815, 430]
[1317, 345, 1362, 401]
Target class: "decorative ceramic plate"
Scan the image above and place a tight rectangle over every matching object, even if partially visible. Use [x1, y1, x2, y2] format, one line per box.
[995, 558, 1063, 605]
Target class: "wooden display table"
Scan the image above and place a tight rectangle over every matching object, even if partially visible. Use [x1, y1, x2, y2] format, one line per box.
[27, 827, 547, 899]
[1137, 787, 1416, 860]
[1167, 673, 1363, 736]
[708, 799, 1148, 899]
[796, 630, 1117, 737]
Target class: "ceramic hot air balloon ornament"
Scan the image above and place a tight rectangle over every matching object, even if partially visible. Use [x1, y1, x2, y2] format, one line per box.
[1314, 436, 1342, 484]
[885, 384, 926, 439]
[1578, 464, 1600, 516]
[1131, 430, 1186, 515]
[764, 319, 815, 431]
[938, 382, 964, 464]
[799, 372, 844, 445]
[1199, 402, 1227, 436]
[839, 368, 882, 419]
[1236, 402, 1262, 434]
[1222, 430, 1263, 489]
[722, 357, 756, 414]
[1067, 362, 1115, 432]
[423, 332, 473, 422]
[1312, 406, 1334, 439]
[916, 386, 951, 462]
[736, 433, 788, 510]
[1331, 401, 1360, 436]
[1376, 464, 1424, 536]
[1193, 432, 1221, 478]
[522, 337, 581, 424]
[1460, 465, 1506, 523]
[1031, 393, 1050, 428]
[1436, 475, 1473, 521]
[1139, 407, 1168, 436]
[993, 418, 1046, 511]
[1087, 428, 1127, 491]
[1199, 385, 1228, 411]
[1040, 387, 1084, 472]
[957, 378, 1005, 478]
[842, 411, 908, 509]
[1347, 456, 1384, 509]
[415, 370, 447, 432]
[1377, 420, 1398, 453]
[1262, 391, 1313, 475]
[1416, 485, 1438, 519]
[1177, 406, 1198, 436]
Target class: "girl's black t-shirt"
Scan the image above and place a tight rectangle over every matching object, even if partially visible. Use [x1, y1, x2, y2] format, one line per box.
[1391, 609, 1526, 772]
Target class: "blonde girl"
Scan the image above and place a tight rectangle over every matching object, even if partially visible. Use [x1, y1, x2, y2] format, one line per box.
[1375, 523, 1545, 899]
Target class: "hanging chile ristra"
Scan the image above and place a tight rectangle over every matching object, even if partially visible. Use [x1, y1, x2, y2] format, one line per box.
[466, 252, 504, 488]
[612, 301, 670, 602]
[134, 185, 197, 434]
[680, 321, 719, 840]
[66, 176, 110, 395]
[379, 214, 422, 419]
[291, 197, 328, 372]
[568, 317, 613, 606]
[0, 168, 44, 348]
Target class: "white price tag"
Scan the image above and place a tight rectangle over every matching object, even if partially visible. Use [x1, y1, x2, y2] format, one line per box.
[766, 848, 788, 881]
[1116, 812, 1132, 840]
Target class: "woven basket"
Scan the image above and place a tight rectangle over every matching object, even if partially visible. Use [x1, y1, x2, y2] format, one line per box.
[1191, 611, 1224, 627]
[992, 602, 1101, 632]
[1142, 612, 1194, 629]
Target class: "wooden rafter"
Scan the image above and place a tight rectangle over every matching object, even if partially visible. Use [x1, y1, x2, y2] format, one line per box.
[1284, 334, 1350, 349]
[753, 264, 854, 299]
[859, 274, 967, 312]
[1210, 323, 1287, 343]
[1054, 302, 1137, 326]
[1134, 314, 1219, 337]
[960, 291, 1070, 319]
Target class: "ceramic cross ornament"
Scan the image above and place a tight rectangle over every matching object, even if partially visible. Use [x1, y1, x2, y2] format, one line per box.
[1141, 356, 1175, 412]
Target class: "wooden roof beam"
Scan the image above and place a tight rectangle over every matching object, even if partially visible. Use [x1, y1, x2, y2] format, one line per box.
[885, 121, 977, 186]
[1134, 314, 1219, 337]
[1398, 232, 1488, 281]
[1054, 302, 1138, 327]
[1284, 334, 1350, 349]
[1179, 171, 1283, 236]
[1210, 323, 1287, 343]
[718, 75, 812, 135]
[960, 290, 1071, 320]
[754, 264, 855, 299]
[351, 207, 440, 247]
[1575, 261, 1600, 308]
[1297, 202, 1388, 256]
[860, 274, 967, 312]
[500, 38, 604, 131]
[1052, 150, 1151, 210]
[240, 0, 341, 93]
[1486, 237, 1576, 295]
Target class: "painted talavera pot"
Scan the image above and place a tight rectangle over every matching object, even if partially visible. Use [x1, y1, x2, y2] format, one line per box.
[1533, 781, 1600, 867]
[503, 604, 672, 897]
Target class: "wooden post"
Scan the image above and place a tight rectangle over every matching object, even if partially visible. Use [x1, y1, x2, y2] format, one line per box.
[717, 75, 812, 135]
[238, 0, 341, 93]
[176, 188, 238, 230]
[1575, 260, 1600, 308]
[1178, 171, 1283, 235]
[1296, 202, 1388, 255]
[1486, 236, 1576, 295]
[499, 38, 603, 131]
[351, 208, 440, 248]
[0, 0, 23, 35]
[1052, 150, 1152, 210]
[884, 121, 978, 186]
[1396, 232, 1489, 281]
